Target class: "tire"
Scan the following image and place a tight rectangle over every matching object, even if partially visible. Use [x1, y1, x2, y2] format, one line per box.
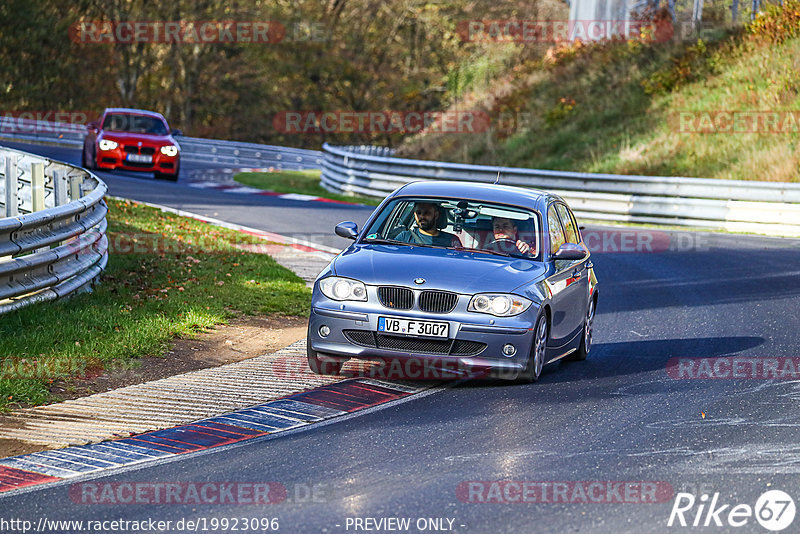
[83, 144, 96, 170]
[518, 314, 548, 383]
[570, 296, 595, 361]
[307, 346, 345, 376]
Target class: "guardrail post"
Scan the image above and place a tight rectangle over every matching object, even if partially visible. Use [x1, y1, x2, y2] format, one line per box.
[53, 169, 67, 207]
[5, 155, 18, 217]
[69, 175, 83, 201]
[31, 162, 45, 212]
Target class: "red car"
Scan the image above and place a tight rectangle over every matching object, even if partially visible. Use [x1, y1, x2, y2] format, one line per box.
[82, 108, 181, 181]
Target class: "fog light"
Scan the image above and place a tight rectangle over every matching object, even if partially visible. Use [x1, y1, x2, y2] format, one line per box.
[502, 344, 516, 357]
[319, 325, 331, 338]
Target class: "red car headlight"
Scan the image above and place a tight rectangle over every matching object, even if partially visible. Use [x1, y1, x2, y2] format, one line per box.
[160, 145, 179, 157]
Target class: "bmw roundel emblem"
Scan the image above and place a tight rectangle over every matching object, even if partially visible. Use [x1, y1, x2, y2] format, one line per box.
[414, 278, 425, 285]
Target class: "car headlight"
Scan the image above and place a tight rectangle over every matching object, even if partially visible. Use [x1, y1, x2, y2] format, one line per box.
[468, 293, 531, 316]
[98, 139, 118, 151]
[319, 277, 367, 301]
[160, 145, 179, 157]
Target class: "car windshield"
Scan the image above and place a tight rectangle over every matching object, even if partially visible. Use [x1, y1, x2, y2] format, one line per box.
[360, 197, 542, 261]
[102, 113, 168, 135]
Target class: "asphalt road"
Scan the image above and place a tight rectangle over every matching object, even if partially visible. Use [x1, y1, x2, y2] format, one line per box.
[3, 141, 800, 533]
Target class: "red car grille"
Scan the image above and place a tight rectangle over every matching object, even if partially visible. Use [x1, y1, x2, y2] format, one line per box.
[123, 145, 156, 155]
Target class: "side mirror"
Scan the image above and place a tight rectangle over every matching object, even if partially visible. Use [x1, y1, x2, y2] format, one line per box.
[553, 243, 587, 261]
[335, 221, 358, 240]
[171, 129, 183, 136]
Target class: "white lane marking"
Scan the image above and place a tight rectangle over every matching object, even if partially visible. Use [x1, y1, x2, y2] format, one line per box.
[276, 193, 318, 201]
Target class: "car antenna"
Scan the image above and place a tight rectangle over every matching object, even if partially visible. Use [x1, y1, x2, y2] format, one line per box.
[494, 171, 501, 185]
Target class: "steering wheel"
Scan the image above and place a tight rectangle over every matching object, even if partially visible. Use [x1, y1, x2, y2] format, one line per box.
[488, 237, 517, 247]
[487, 237, 534, 255]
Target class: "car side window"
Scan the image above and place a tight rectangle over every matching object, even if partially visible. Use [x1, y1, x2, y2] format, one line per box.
[555, 203, 579, 244]
[568, 209, 582, 242]
[547, 205, 566, 255]
[382, 202, 413, 238]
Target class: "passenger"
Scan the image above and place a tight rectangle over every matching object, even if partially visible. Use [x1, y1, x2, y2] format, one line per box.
[396, 202, 462, 247]
[489, 216, 535, 255]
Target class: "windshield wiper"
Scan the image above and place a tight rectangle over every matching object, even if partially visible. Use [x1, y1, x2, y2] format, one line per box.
[363, 237, 439, 249]
[454, 246, 511, 257]
[363, 237, 405, 245]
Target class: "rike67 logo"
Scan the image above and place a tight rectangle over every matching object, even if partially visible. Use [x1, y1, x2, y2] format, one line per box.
[668, 490, 796, 531]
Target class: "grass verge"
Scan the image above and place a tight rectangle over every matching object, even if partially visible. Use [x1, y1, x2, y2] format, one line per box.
[234, 169, 382, 206]
[0, 198, 310, 410]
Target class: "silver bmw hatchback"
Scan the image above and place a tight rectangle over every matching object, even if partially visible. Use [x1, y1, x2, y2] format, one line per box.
[307, 181, 598, 382]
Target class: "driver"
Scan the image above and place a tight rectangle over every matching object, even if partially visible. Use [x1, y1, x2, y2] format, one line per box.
[396, 202, 461, 247]
[489, 216, 535, 255]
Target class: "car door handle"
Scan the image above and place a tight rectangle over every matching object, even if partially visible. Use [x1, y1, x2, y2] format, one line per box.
[571, 269, 582, 279]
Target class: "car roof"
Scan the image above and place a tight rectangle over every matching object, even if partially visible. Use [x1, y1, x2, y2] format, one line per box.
[389, 180, 561, 210]
[103, 108, 166, 121]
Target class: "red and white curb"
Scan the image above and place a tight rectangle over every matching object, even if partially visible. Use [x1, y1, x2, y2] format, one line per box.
[188, 181, 363, 206]
[0, 376, 431, 495]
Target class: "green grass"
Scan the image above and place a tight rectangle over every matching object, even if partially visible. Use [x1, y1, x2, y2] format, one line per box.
[234, 169, 382, 205]
[0, 198, 311, 409]
[400, 5, 800, 182]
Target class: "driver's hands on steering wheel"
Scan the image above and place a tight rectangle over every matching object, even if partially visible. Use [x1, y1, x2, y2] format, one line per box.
[488, 237, 531, 255]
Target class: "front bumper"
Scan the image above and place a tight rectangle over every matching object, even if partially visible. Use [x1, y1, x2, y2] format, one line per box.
[96, 148, 179, 175]
[308, 303, 536, 379]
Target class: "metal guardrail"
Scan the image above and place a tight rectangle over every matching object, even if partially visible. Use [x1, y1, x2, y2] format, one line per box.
[0, 117, 323, 171]
[320, 143, 800, 237]
[177, 137, 322, 170]
[0, 146, 108, 315]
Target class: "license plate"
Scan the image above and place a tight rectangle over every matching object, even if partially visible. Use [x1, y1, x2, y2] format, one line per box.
[378, 317, 449, 338]
[126, 153, 152, 163]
